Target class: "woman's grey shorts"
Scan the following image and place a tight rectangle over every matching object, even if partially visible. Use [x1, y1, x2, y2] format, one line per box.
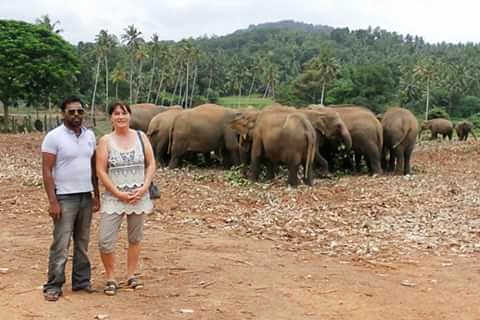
[98, 212, 144, 253]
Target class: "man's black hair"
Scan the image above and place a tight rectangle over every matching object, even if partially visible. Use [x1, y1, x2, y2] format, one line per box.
[59, 96, 85, 111]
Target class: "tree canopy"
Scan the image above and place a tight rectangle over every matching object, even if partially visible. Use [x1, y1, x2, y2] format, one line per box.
[0, 19, 79, 120]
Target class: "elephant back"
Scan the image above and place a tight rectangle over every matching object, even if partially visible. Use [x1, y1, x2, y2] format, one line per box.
[130, 104, 169, 132]
[325, 106, 383, 150]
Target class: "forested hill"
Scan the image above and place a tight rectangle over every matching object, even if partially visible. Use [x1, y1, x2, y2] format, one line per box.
[237, 20, 334, 34]
[189, 20, 480, 118]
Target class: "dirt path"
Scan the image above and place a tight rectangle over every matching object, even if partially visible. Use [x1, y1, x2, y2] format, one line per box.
[1, 133, 480, 319]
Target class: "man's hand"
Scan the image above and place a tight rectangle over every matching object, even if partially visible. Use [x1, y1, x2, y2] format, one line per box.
[48, 200, 61, 220]
[92, 196, 100, 212]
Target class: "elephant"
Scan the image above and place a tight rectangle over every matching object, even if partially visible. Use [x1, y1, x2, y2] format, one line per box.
[168, 104, 241, 169]
[319, 105, 383, 175]
[146, 106, 183, 167]
[381, 107, 418, 175]
[299, 108, 352, 174]
[230, 109, 316, 186]
[455, 121, 477, 141]
[129, 104, 170, 132]
[419, 118, 453, 140]
[245, 105, 351, 177]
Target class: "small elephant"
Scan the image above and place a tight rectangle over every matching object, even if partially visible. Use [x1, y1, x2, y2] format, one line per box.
[146, 106, 183, 166]
[231, 110, 316, 187]
[323, 105, 383, 175]
[261, 105, 352, 175]
[419, 118, 453, 140]
[381, 107, 418, 175]
[168, 104, 240, 169]
[455, 121, 477, 141]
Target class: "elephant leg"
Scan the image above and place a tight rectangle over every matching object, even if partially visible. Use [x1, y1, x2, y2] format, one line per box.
[264, 160, 276, 180]
[168, 154, 179, 169]
[287, 163, 300, 187]
[388, 149, 395, 172]
[365, 144, 382, 175]
[249, 138, 263, 182]
[202, 151, 213, 167]
[393, 148, 404, 175]
[403, 145, 415, 175]
[167, 143, 184, 169]
[315, 150, 329, 177]
[302, 161, 314, 186]
[353, 153, 362, 173]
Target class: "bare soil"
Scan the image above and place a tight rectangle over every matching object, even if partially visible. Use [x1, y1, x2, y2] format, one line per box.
[1, 133, 480, 320]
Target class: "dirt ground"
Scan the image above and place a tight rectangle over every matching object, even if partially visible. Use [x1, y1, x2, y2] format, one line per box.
[1, 132, 480, 320]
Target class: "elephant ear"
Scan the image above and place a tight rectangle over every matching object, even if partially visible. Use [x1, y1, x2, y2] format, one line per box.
[230, 113, 250, 137]
[312, 119, 326, 136]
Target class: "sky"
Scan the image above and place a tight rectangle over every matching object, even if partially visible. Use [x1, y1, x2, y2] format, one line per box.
[1, 0, 478, 45]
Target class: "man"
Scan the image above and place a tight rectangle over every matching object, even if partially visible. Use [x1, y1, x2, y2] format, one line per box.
[41, 96, 100, 301]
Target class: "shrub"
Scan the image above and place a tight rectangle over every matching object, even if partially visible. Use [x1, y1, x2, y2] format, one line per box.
[428, 107, 449, 120]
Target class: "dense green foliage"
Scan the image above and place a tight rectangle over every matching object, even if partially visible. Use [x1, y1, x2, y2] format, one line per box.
[0, 20, 80, 121]
[2, 19, 480, 121]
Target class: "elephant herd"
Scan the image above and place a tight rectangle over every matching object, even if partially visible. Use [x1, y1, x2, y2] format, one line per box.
[419, 118, 477, 141]
[130, 103, 475, 187]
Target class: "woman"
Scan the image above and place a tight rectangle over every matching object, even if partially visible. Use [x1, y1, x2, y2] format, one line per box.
[96, 101, 156, 296]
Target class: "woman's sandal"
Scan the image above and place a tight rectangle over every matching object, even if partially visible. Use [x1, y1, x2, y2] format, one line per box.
[103, 280, 118, 296]
[127, 276, 144, 290]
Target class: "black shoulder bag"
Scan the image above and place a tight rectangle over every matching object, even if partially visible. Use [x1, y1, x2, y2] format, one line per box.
[136, 130, 160, 199]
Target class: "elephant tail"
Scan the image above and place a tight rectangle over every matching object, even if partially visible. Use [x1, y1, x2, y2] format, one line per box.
[167, 123, 175, 155]
[304, 128, 316, 181]
[392, 125, 410, 150]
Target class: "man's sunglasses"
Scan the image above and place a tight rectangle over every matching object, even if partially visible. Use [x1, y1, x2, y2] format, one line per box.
[66, 109, 85, 116]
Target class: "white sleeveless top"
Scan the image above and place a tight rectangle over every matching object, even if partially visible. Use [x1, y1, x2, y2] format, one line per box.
[100, 132, 153, 215]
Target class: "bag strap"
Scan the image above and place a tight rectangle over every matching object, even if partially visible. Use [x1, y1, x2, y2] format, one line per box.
[136, 130, 146, 166]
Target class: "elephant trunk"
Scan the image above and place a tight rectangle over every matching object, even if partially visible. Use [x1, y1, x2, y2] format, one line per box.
[341, 128, 352, 150]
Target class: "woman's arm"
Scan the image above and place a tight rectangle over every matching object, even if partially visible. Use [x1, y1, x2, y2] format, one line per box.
[140, 131, 156, 189]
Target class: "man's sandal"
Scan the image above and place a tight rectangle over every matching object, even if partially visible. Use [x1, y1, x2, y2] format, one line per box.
[103, 281, 118, 296]
[43, 289, 62, 301]
[127, 276, 144, 289]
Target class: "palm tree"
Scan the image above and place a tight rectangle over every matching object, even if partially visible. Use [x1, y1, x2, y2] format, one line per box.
[134, 44, 148, 103]
[121, 25, 144, 104]
[95, 30, 116, 111]
[35, 14, 63, 34]
[146, 34, 160, 103]
[111, 65, 126, 100]
[414, 56, 437, 120]
[154, 44, 172, 105]
[303, 51, 339, 105]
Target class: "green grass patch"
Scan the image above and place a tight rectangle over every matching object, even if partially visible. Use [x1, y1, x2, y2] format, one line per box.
[217, 96, 274, 109]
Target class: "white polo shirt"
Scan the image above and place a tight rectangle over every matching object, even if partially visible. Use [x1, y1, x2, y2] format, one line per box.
[41, 124, 96, 195]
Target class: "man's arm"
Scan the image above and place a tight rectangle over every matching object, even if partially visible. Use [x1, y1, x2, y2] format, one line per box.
[91, 150, 100, 211]
[42, 152, 61, 219]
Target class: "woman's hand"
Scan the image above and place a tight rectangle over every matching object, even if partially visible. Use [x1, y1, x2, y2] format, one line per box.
[128, 186, 147, 204]
[115, 190, 135, 204]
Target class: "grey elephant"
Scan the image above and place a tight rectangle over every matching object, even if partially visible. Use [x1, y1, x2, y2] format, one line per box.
[320, 105, 383, 175]
[231, 109, 316, 186]
[146, 106, 183, 166]
[455, 121, 477, 141]
[381, 107, 418, 175]
[130, 103, 170, 132]
[419, 118, 453, 140]
[168, 104, 240, 169]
